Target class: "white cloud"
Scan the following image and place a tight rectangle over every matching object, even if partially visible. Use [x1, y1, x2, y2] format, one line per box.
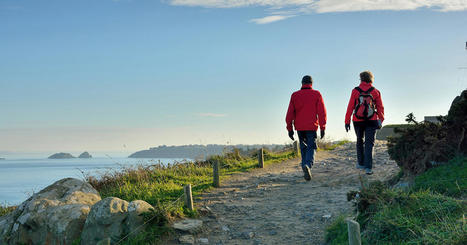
[168, 0, 467, 23]
[249, 15, 293, 24]
[197, 112, 228, 117]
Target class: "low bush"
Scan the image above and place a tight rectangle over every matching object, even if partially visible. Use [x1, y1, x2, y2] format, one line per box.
[327, 157, 467, 245]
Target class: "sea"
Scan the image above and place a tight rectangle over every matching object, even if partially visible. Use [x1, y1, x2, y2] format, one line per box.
[0, 157, 186, 205]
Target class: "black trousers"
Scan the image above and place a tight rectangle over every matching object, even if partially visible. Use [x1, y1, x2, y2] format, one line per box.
[353, 120, 378, 170]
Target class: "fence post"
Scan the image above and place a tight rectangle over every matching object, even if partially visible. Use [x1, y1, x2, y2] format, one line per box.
[258, 148, 264, 168]
[347, 219, 362, 245]
[184, 184, 194, 211]
[213, 161, 220, 187]
[293, 140, 300, 155]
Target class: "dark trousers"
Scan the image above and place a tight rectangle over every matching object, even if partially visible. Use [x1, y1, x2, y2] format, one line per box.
[353, 121, 378, 170]
[297, 130, 317, 170]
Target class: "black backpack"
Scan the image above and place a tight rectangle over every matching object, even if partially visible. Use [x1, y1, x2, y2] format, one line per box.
[354, 87, 376, 120]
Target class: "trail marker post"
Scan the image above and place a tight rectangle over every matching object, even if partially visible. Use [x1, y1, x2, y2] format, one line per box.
[213, 161, 220, 187]
[347, 219, 362, 245]
[258, 148, 264, 168]
[293, 141, 300, 155]
[184, 184, 194, 211]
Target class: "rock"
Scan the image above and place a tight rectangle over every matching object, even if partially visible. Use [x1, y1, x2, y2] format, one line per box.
[172, 219, 203, 234]
[96, 237, 111, 245]
[322, 214, 332, 220]
[241, 231, 255, 239]
[81, 197, 129, 244]
[0, 178, 101, 245]
[197, 237, 209, 244]
[179, 234, 195, 244]
[78, 151, 92, 158]
[48, 152, 75, 159]
[125, 200, 153, 234]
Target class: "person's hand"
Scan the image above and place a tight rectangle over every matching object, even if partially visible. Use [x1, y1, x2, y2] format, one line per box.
[288, 130, 294, 141]
[345, 124, 351, 132]
[377, 120, 382, 129]
[320, 129, 325, 139]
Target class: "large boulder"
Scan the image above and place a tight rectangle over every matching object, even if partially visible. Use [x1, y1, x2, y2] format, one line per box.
[81, 198, 153, 244]
[0, 178, 101, 245]
[81, 197, 129, 244]
[125, 200, 153, 234]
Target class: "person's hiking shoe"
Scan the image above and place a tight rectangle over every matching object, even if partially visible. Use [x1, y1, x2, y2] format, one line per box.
[303, 166, 312, 181]
[365, 168, 373, 175]
[356, 164, 365, 170]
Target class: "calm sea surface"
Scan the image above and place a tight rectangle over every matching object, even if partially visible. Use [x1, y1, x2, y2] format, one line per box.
[0, 157, 185, 205]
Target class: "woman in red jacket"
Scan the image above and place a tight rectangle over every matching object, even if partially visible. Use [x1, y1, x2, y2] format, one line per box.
[345, 71, 384, 175]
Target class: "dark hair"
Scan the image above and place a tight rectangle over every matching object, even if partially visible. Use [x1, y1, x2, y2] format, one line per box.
[360, 71, 374, 83]
[302, 75, 313, 84]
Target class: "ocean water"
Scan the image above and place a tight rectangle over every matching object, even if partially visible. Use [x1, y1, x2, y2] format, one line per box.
[0, 157, 185, 205]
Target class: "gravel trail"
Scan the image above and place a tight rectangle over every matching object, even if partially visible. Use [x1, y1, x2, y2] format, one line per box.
[185, 141, 399, 245]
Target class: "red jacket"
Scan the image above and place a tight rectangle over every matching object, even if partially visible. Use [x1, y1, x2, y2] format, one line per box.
[286, 84, 327, 131]
[345, 82, 384, 124]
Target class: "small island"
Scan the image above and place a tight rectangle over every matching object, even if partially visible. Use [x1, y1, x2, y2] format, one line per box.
[78, 152, 92, 158]
[48, 153, 75, 159]
[0, 158, 5, 160]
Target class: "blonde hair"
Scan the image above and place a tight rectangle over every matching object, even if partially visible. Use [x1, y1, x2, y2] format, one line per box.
[360, 71, 374, 83]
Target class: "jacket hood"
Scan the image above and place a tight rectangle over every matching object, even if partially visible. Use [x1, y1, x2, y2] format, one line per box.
[358, 82, 373, 90]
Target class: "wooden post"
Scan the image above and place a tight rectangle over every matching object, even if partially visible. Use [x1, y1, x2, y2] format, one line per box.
[347, 219, 362, 245]
[213, 161, 220, 187]
[184, 184, 194, 211]
[293, 140, 300, 156]
[258, 148, 264, 168]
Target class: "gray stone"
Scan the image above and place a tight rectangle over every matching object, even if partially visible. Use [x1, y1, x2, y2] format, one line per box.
[96, 237, 111, 245]
[197, 237, 209, 244]
[125, 200, 153, 235]
[81, 197, 129, 244]
[172, 219, 203, 234]
[0, 178, 101, 245]
[179, 234, 195, 244]
[241, 231, 255, 239]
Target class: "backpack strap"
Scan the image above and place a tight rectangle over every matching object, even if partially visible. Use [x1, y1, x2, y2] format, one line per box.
[355, 86, 374, 94]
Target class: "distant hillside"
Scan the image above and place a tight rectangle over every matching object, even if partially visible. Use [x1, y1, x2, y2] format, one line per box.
[128, 144, 287, 159]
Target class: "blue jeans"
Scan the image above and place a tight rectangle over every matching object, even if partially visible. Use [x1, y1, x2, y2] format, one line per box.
[297, 130, 317, 170]
[353, 120, 378, 170]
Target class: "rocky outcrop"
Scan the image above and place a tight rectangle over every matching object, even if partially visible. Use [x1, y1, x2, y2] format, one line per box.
[446, 89, 467, 154]
[0, 178, 101, 245]
[48, 152, 75, 159]
[78, 152, 92, 158]
[81, 198, 153, 244]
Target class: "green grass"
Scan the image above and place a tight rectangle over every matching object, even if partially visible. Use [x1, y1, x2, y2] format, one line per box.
[324, 215, 349, 245]
[413, 156, 466, 197]
[325, 156, 467, 245]
[85, 148, 297, 244]
[317, 139, 351, 151]
[0, 204, 16, 217]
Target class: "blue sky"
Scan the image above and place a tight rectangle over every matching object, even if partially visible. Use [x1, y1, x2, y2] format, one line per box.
[0, 0, 466, 154]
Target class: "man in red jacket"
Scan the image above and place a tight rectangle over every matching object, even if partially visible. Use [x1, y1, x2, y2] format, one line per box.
[345, 71, 384, 175]
[286, 75, 327, 181]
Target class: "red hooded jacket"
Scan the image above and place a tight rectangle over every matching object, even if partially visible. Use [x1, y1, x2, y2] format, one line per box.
[286, 84, 327, 131]
[345, 82, 384, 124]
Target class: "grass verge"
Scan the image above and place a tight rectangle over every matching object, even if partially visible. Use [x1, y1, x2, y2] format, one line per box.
[85, 147, 297, 244]
[325, 156, 467, 245]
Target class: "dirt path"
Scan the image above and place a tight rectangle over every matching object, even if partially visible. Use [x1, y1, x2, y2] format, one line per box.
[190, 141, 399, 245]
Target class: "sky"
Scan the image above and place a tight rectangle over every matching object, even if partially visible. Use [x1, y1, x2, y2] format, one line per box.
[0, 0, 466, 156]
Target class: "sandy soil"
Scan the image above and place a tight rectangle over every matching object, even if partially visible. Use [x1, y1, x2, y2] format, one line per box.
[181, 141, 399, 245]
